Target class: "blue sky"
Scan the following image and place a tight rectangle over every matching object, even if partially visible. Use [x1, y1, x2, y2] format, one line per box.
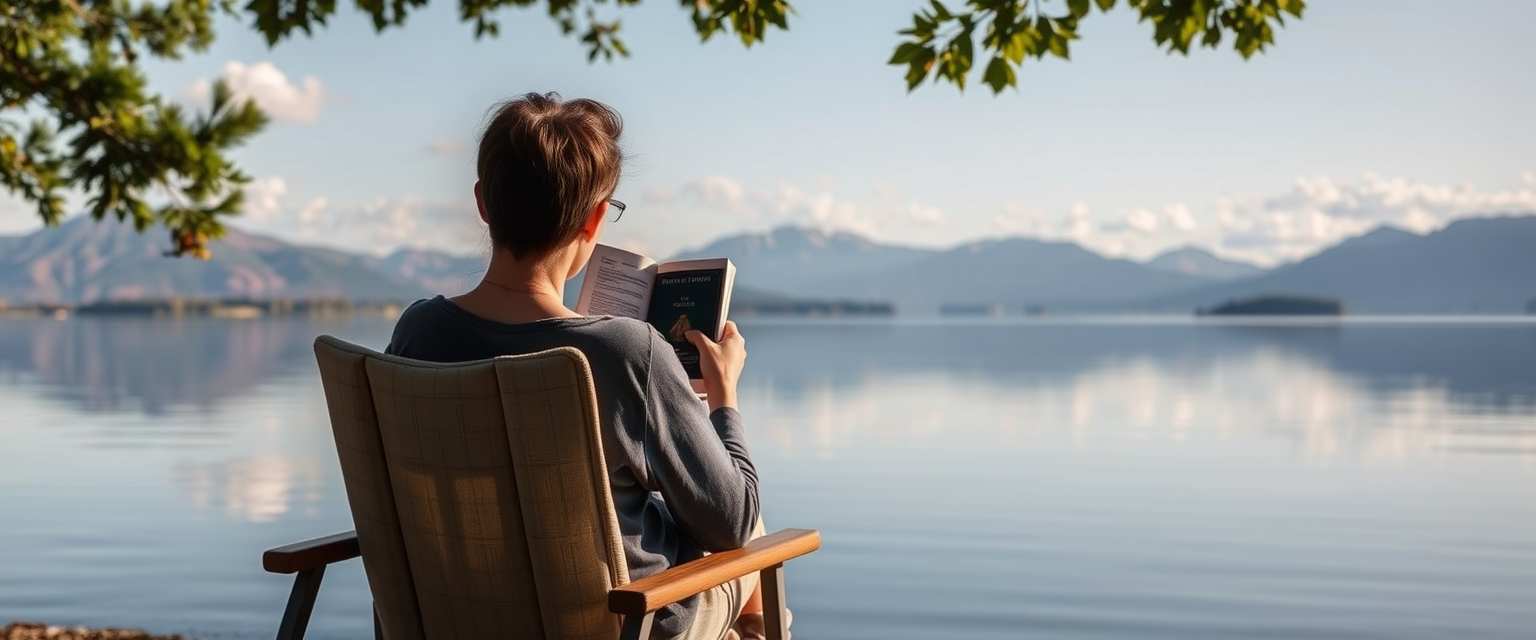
[4, 0, 1535, 265]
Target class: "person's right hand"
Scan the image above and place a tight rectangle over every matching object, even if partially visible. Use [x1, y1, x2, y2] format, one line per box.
[686, 320, 746, 411]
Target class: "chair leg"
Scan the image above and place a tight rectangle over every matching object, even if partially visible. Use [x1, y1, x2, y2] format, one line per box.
[619, 611, 655, 640]
[761, 563, 788, 640]
[275, 566, 326, 640]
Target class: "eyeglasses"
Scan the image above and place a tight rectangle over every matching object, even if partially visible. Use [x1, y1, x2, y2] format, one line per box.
[608, 199, 626, 222]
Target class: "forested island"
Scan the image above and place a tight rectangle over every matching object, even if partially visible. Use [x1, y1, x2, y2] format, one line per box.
[1198, 295, 1346, 316]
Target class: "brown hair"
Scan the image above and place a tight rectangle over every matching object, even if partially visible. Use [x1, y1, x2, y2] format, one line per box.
[476, 92, 624, 260]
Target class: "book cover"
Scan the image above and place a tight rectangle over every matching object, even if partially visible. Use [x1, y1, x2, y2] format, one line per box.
[646, 268, 729, 380]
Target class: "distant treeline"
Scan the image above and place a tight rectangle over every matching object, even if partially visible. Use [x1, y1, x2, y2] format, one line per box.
[734, 300, 895, 317]
[2, 297, 898, 319]
[1198, 295, 1346, 316]
[0, 298, 406, 319]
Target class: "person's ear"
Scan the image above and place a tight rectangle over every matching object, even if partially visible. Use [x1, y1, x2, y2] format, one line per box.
[579, 200, 607, 241]
[474, 182, 489, 225]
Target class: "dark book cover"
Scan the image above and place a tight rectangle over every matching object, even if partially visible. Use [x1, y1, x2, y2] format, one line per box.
[646, 268, 727, 379]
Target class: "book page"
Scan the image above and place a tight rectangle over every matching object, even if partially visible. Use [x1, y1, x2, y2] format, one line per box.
[575, 244, 659, 319]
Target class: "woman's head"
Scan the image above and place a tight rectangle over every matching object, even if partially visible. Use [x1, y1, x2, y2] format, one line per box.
[476, 92, 624, 261]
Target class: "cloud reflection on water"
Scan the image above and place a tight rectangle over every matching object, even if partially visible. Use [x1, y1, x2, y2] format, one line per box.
[1, 317, 1532, 468]
[175, 454, 324, 523]
[738, 320, 1536, 466]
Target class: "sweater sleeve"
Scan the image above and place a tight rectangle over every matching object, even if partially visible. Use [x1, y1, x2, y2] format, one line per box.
[642, 329, 760, 551]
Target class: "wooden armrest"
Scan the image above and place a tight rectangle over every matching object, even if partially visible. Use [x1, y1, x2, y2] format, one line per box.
[608, 528, 820, 616]
[263, 531, 361, 574]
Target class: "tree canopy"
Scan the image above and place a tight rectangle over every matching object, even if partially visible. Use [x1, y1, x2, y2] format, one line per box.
[1, 0, 1304, 258]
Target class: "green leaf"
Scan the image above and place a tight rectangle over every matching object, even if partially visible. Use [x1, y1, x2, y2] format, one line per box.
[981, 56, 1015, 93]
[1048, 33, 1070, 59]
[889, 42, 926, 64]
[1003, 30, 1029, 63]
[1201, 26, 1222, 47]
[1067, 0, 1092, 18]
[904, 47, 937, 91]
[929, 0, 952, 21]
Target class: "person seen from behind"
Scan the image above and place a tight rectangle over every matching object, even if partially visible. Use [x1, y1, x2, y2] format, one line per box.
[385, 92, 773, 640]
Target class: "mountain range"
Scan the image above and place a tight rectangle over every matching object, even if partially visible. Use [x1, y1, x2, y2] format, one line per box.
[1145, 246, 1265, 280]
[2, 214, 1534, 314]
[1138, 217, 1536, 314]
[0, 218, 431, 304]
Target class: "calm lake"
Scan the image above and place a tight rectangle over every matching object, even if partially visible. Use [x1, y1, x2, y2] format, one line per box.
[2, 316, 1534, 639]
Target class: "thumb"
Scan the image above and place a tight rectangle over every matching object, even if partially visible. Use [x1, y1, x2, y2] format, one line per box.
[684, 329, 709, 347]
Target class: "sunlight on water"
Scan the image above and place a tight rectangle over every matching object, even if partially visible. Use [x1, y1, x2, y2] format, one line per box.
[1, 317, 1533, 639]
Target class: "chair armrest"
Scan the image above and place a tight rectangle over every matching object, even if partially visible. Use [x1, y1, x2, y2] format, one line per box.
[608, 528, 820, 616]
[263, 531, 361, 574]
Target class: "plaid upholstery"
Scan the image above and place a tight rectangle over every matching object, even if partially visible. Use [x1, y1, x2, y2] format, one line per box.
[314, 335, 627, 640]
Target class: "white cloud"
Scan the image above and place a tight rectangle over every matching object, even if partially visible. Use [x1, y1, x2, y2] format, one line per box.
[182, 61, 325, 124]
[242, 176, 289, 221]
[1122, 208, 1159, 234]
[296, 197, 328, 224]
[427, 139, 465, 156]
[683, 175, 751, 216]
[231, 175, 483, 255]
[991, 203, 1052, 236]
[643, 187, 675, 205]
[0, 191, 46, 236]
[1164, 203, 1198, 232]
[905, 202, 946, 226]
[1210, 173, 1536, 263]
[659, 175, 948, 239]
[984, 173, 1536, 267]
[1064, 202, 1094, 245]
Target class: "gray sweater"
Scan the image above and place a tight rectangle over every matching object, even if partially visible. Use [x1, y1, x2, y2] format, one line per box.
[385, 296, 760, 635]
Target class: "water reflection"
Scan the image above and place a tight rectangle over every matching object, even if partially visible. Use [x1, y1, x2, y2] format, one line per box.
[2, 316, 1534, 639]
[737, 320, 1536, 464]
[0, 316, 391, 417]
[740, 320, 1536, 408]
[2, 318, 1532, 464]
[174, 455, 325, 523]
[747, 347, 1536, 465]
[0, 318, 314, 414]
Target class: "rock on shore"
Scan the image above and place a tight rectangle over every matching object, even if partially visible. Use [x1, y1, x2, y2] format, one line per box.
[2, 622, 188, 640]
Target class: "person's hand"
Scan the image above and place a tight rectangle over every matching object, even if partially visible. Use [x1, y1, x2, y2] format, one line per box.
[686, 321, 745, 411]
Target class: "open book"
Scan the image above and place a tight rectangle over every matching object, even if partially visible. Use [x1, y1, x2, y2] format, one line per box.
[574, 243, 736, 393]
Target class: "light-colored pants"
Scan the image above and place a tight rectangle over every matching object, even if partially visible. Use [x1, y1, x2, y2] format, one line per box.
[654, 518, 766, 640]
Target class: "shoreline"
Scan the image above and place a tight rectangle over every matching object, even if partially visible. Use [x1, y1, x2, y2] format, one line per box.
[2, 622, 188, 640]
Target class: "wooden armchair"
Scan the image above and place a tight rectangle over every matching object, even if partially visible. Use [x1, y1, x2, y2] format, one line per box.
[263, 336, 818, 640]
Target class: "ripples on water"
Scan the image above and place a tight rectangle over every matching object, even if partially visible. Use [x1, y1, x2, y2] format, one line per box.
[1, 317, 1533, 639]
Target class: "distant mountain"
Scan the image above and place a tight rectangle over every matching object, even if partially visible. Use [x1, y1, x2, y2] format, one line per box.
[0, 217, 428, 304]
[799, 236, 1212, 313]
[1331, 225, 1418, 251]
[666, 226, 935, 292]
[1143, 215, 1536, 314]
[374, 248, 486, 294]
[1146, 246, 1264, 280]
[7, 215, 1533, 315]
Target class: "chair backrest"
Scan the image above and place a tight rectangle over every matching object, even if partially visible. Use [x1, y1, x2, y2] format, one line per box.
[313, 335, 629, 640]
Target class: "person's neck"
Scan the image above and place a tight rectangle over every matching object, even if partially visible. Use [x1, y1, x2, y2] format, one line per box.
[452, 250, 580, 323]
